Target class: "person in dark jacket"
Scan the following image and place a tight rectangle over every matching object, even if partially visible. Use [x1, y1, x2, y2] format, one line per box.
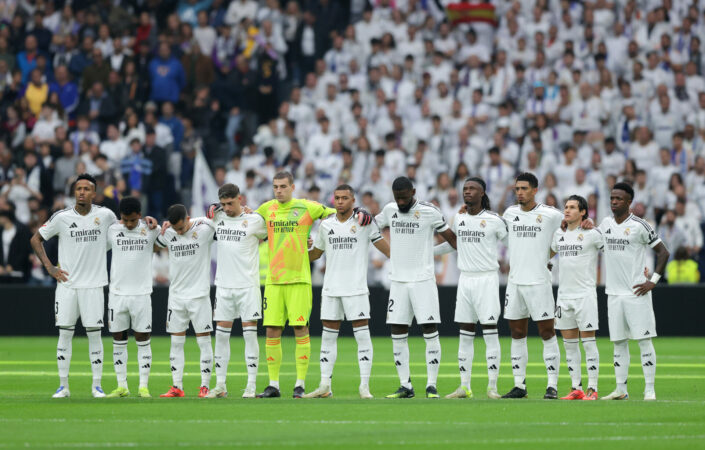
[0, 203, 32, 283]
[148, 42, 186, 104]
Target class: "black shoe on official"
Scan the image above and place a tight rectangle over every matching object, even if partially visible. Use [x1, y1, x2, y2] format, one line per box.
[256, 385, 281, 398]
[501, 386, 528, 399]
[293, 386, 305, 398]
[386, 385, 415, 399]
[425, 385, 440, 399]
[543, 387, 558, 399]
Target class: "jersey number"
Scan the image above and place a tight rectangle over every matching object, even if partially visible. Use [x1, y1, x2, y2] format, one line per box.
[167, 309, 173, 321]
[263, 297, 268, 311]
[110, 309, 114, 322]
[55, 301, 58, 315]
[555, 306, 562, 319]
[387, 299, 394, 312]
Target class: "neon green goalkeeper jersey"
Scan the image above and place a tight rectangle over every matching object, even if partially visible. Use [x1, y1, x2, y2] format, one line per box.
[256, 198, 335, 285]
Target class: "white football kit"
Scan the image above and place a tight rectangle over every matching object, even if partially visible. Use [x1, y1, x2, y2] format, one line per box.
[599, 215, 662, 341]
[106, 221, 161, 333]
[314, 214, 383, 321]
[503, 203, 563, 321]
[39, 205, 117, 327]
[155, 218, 216, 333]
[452, 210, 507, 325]
[212, 211, 267, 322]
[375, 200, 449, 325]
[551, 227, 603, 332]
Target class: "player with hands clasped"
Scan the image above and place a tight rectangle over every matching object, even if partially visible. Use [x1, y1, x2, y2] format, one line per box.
[550, 195, 603, 401]
[375, 177, 457, 399]
[599, 183, 669, 401]
[304, 185, 390, 399]
[435, 177, 506, 400]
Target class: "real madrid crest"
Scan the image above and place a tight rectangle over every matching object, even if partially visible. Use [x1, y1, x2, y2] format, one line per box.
[94, 217, 101, 226]
[536, 214, 542, 223]
[624, 228, 630, 235]
[480, 219, 486, 228]
[242, 220, 248, 228]
[140, 227, 147, 236]
[577, 233, 584, 241]
[350, 225, 357, 234]
[414, 210, 420, 219]
[192, 231, 198, 240]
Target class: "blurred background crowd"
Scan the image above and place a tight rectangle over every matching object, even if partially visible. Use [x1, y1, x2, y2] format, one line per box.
[0, 0, 703, 286]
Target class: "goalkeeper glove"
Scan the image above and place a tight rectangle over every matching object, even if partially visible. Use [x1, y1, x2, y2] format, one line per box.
[353, 207, 373, 226]
[206, 202, 222, 219]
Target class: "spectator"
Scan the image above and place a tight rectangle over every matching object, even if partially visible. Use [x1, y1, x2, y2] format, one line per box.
[666, 246, 700, 284]
[81, 47, 111, 93]
[148, 42, 185, 104]
[142, 130, 168, 219]
[1, 167, 43, 224]
[120, 139, 153, 197]
[16, 35, 41, 83]
[49, 65, 79, 117]
[23, 68, 49, 116]
[0, 203, 33, 283]
[76, 82, 116, 135]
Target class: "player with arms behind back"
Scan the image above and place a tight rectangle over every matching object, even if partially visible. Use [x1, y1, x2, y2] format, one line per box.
[502, 172, 564, 399]
[435, 177, 506, 399]
[304, 185, 390, 399]
[156, 205, 216, 398]
[207, 184, 267, 399]
[375, 177, 457, 399]
[105, 197, 161, 398]
[30, 174, 119, 398]
[550, 195, 603, 401]
[599, 183, 669, 401]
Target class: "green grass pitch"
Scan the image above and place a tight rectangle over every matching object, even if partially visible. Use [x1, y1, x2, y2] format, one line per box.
[1, 336, 704, 449]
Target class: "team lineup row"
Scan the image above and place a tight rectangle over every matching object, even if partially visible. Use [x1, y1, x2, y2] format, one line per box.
[29, 170, 668, 401]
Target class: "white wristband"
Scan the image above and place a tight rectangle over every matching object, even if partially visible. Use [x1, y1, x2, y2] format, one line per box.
[650, 273, 661, 284]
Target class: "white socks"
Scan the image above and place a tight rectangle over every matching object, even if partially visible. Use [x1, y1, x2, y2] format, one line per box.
[613, 339, 630, 393]
[639, 338, 656, 392]
[243, 326, 259, 388]
[582, 337, 599, 391]
[392, 333, 411, 389]
[511, 337, 528, 389]
[57, 327, 74, 388]
[170, 335, 186, 389]
[86, 328, 103, 389]
[214, 326, 231, 387]
[320, 327, 339, 386]
[563, 338, 581, 390]
[458, 330, 475, 390]
[112, 340, 128, 389]
[543, 335, 560, 389]
[353, 326, 373, 387]
[424, 331, 441, 388]
[137, 339, 152, 389]
[483, 329, 500, 391]
[196, 335, 213, 388]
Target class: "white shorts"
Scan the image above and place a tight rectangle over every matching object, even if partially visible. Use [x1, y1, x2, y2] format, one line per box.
[504, 281, 555, 321]
[166, 295, 213, 334]
[607, 293, 657, 341]
[54, 284, 105, 328]
[214, 286, 262, 322]
[386, 279, 440, 326]
[455, 272, 500, 325]
[555, 292, 599, 332]
[108, 293, 152, 333]
[320, 294, 370, 321]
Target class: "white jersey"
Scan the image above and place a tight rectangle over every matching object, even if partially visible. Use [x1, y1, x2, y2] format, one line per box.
[453, 209, 508, 273]
[599, 214, 662, 296]
[38, 205, 117, 288]
[107, 221, 161, 295]
[375, 200, 449, 282]
[503, 203, 563, 285]
[213, 211, 267, 289]
[155, 218, 215, 299]
[551, 227, 603, 299]
[314, 213, 383, 296]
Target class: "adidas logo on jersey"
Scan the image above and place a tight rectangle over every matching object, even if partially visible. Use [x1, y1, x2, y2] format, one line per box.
[320, 357, 329, 363]
[513, 217, 520, 222]
[202, 368, 211, 374]
[643, 361, 654, 367]
[488, 316, 495, 321]
[117, 232, 125, 237]
[459, 366, 466, 372]
[488, 364, 498, 370]
[605, 229, 612, 234]
[559, 237, 564, 242]
[512, 364, 520, 370]
[547, 365, 556, 371]
[586, 323, 593, 328]
[141, 364, 150, 369]
[427, 316, 434, 321]
[57, 356, 65, 361]
[588, 366, 597, 371]
[392, 213, 398, 218]
[395, 360, 402, 366]
[328, 229, 335, 235]
[614, 362, 621, 367]
[428, 359, 439, 365]
[542, 312, 549, 318]
[359, 356, 370, 361]
[146, 325, 151, 330]
[459, 221, 465, 226]
[92, 359, 102, 364]
[171, 366, 177, 372]
[218, 221, 224, 226]
[114, 360, 123, 366]
[252, 312, 260, 317]
[69, 223, 78, 228]
[97, 319, 103, 324]
[171, 237, 177, 242]
[215, 363, 221, 368]
[358, 312, 365, 317]
[204, 324, 211, 330]
[644, 330, 651, 336]
[247, 363, 257, 368]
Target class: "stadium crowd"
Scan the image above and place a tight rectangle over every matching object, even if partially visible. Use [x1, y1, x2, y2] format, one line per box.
[0, 0, 704, 285]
